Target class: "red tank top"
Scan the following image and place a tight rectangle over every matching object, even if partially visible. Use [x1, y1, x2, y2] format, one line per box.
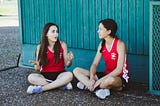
[40, 45, 65, 72]
[102, 38, 129, 82]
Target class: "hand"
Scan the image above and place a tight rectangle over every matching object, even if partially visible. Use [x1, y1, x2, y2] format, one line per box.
[93, 79, 101, 90]
[67, 51, 74, 61]
[87, 79, 95, 91]
[29, 60, 39, 66]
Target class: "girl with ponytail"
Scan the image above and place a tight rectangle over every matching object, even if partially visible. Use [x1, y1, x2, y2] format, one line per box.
[73, 19, 129, 99]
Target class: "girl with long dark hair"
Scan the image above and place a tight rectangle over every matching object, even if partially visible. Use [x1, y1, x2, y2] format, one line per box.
[27, 23, 74, 94]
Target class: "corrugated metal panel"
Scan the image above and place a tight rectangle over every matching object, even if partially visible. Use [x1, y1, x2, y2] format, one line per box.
[19, 0, 149, 55]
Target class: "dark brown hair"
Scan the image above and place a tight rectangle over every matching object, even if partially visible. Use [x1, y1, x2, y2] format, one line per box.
[99, 19, 117, 53]
[38, 23, 61, 66]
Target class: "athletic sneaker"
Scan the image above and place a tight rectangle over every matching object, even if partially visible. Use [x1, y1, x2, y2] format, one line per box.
[95, 89, 110, 99]
[60, 82, 73, 90]
[77, 82, 85, 90]
[27, 85, 43, 94]
[77, 82, 94, 91]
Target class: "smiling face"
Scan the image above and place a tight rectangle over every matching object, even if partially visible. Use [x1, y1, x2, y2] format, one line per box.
[46, 25, 59, 42]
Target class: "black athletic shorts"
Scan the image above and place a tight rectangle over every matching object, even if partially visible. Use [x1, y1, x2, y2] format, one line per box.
[40, 71, 64, 81]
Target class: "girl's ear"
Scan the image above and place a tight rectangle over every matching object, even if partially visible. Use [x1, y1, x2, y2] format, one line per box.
[107, 29, 111, 35]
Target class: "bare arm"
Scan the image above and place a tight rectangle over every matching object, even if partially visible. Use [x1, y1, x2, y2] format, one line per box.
[61, 41, 74, 67]
[90, 42, 102, 80]
[29, 45, 41, 71]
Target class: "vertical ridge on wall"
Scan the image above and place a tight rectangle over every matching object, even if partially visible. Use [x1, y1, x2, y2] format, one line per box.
[71, 0, 78, 48]
[35, 0, 40, 44]
[136, 0, 144, 54]
[144, 0, 149, 55]
[108, 0, 115, 19]
[115, 0, 122, 39]
[122, 0, 129, 50]
[95, 0, 101, 48]
[89, 0, 96, 50]
[77, 0, 84, 48]
[102, 0, 107, 20]
[50, 0, 55, 23]
[128, 0, 136, 54]
[66, 0, 72, 47]
[83, 0, 89, 49]
[60, 0, 66, 42]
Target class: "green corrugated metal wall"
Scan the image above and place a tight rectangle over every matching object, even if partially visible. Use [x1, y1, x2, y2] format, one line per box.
[19, 0, 149, 55]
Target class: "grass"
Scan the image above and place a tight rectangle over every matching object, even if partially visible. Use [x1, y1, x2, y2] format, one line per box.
[0, 0, 18, 16]
[0, 6, 13, 16]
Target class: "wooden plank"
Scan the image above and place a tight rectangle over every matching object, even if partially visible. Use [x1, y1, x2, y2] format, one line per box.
[89, 0, 96, 50]
[128, 0, 136, 54]
[102, 0, 107, 19]
[59, 0, 66, 42]
[108, 0, 115, 19]
[23, 0, 30, 44]
[50, 0, 55, 22]
[95, 0, 101, 48]
[144, 0, 149, 55]
[45, 0, 50, 23]
[54, 0, 60, 28]
[136, 0, 144, 54]
[115, 0, 122, 38]
[77, 0, 84, 48]
[71, 0, 78, 48]
[29, 0, 35, 44]
[83, 0, 89, 49]
[34, 0, 40, 44]
[39, 0, 45, 41]
[66, 0, 72, 47]
[122, 0, 129, 50]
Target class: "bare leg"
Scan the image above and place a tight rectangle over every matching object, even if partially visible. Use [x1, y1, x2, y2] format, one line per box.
[42, 72, 73, 91]
[99, 76, 122, 89]
[73, 67, 91, 87]
[28, 72, 73, 91]
[28, 73, 49, 85]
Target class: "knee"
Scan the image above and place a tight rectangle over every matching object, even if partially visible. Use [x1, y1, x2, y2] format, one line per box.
[27, 74, 36, 84]
[100, 76, 115, 88]
[106, 76, 115, 85]
[73, 67, 81, 76]
[66, 72, 73, 81]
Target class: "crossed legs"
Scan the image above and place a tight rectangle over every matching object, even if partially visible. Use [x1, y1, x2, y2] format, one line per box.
[73, 67, 122, 90]
[27, 72, 73, 91]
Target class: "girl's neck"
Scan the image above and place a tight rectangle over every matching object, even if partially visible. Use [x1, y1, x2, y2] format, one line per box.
[104, 36, 114, 45]
[48, 40, 55, 49]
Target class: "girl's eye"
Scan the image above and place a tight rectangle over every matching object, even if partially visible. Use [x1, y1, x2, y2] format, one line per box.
[52, 30, 55, 33]
[52, 30, 58, 33]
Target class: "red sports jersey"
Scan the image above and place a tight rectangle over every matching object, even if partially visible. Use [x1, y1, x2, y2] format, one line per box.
[40, 45, 65, 72]
[101, 38, 129, 82]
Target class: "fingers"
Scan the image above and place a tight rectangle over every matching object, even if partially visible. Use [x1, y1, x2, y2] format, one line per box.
[67, 51, 74, 60]
[87, 80, 95, 91]
[28, 60, 39, 65]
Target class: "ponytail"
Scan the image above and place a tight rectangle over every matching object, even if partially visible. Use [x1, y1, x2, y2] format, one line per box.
[100, 39, 105, 53]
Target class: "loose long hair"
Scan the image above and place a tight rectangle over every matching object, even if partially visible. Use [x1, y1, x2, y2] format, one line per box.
[38, 23, 61, 66]
[99, 19, 117, 53]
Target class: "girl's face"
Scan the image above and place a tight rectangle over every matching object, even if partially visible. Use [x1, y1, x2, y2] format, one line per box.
[46, 25, 58, 42]
[97, 23, 110, 39]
